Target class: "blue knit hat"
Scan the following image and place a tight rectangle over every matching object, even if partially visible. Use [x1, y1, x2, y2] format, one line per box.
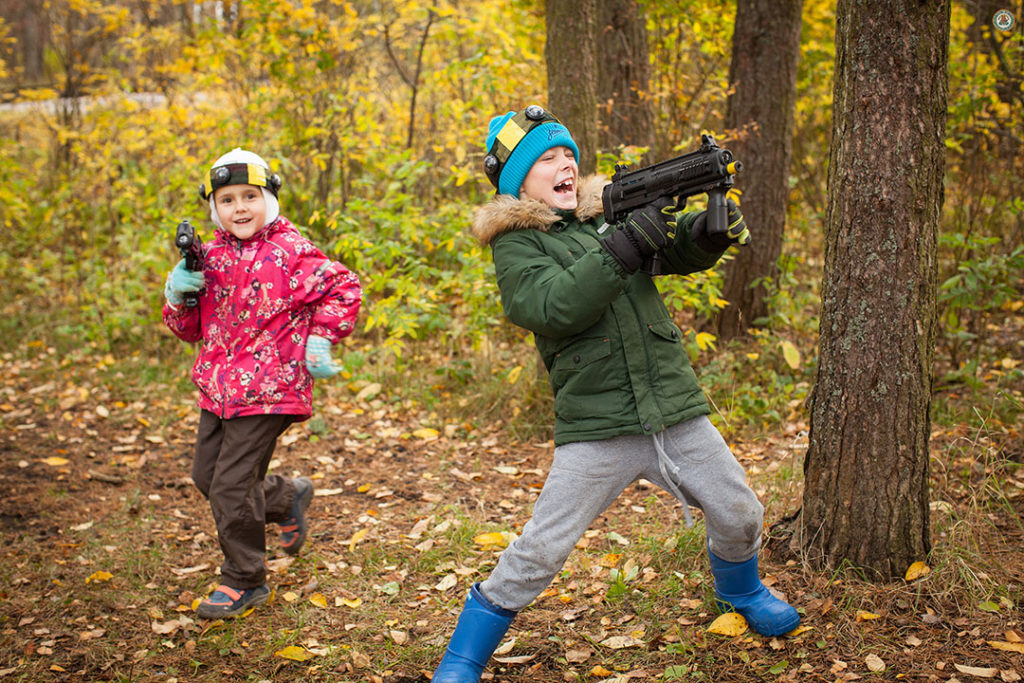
[484, 105, 580, 198]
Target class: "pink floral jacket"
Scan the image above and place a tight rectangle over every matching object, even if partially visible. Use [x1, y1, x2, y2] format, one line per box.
[163, 217, 362, 419]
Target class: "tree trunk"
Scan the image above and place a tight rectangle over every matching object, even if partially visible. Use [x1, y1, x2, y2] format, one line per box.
[0, 0, 48, 85]
[546, 0, 599, 176]
[596, 0, 654, 159]
[800, 0, 949, 580]
[716, 0, 803, 339]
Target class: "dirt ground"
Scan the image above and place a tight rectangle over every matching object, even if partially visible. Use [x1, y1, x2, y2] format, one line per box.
[1, 351, 1022, 682]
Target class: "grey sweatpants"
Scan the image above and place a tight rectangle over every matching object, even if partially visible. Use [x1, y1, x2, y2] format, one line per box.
[480, 415, 763, 611]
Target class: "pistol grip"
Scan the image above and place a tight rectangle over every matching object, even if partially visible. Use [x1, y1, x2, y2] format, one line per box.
[706, 189, 729, 236]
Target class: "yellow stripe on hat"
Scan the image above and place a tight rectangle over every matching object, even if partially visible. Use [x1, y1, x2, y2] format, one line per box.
[247, 163, 268, 187]
[496, 118, 527, 155]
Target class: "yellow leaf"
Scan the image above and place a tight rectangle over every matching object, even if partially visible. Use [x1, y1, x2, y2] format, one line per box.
[412, 427, 439, 440]
[282, 591, 299, 603]
[988, 640, 1024, 653]
[590, 666, 614, 677]
[85, 571, 113, 584]
[474, 532, 507, 548]
[904, 561, 930, 581]
[274, 645, 316, 662]
[309, 593, 328, 609]
[708, 612, 748, 636]
[340, 597, 363, 608]
[507, 365, 523, 384]
[780, 340, 801, 370]
[695, 332, 717, 351]
[855, 610, 880, 621]
[787, 625, 813, 636]
[349, 527, 369, 552]
[43, 457, 70, 467]
[357, 483, 371, 493]
[598, 553, 621, 568]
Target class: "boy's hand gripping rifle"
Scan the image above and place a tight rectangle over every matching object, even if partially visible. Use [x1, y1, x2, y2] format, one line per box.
[602, 134, 743, 274]
[174, 219, 203, 308]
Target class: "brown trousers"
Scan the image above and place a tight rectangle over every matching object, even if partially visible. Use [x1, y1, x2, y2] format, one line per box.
[192, 410, 298, 588]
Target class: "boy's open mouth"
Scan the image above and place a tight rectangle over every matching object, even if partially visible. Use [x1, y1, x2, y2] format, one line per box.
[554, 179, 574, 195]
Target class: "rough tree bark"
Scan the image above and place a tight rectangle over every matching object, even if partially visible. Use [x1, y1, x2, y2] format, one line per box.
[716, 0, 803, 339]
[596, 0, 654, 159]
[546, 0, 599, 176]
[799, 0, 950, 579]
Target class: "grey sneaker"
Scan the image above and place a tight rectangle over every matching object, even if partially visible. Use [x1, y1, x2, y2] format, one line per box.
[196, 584, 270, 619]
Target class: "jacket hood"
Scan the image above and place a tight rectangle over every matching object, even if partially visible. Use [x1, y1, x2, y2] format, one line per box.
[471, 174, 608, 245]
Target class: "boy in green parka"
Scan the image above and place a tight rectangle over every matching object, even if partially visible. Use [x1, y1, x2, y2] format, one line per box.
[432, 106, 799, 683]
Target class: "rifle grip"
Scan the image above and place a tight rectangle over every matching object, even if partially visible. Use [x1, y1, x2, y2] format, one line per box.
[706, 189, 729, 236]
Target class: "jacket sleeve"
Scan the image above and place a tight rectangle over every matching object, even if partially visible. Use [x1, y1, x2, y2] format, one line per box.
[293, 244, 362, 343]
[491, 230, 627, 339]
[162, 301, 203, 343]
[658, 210, 728, 275]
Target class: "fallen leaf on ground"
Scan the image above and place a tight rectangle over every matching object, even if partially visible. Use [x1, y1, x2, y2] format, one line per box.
[954, 663, 998, 678]
[988, 641, 1024, 654]
[274, 645, 316, 662]
[599, 634, 645, 649]
[434, 573, 457, 592]
[473, 532, 507, 548]
[85, 571, 113, 584]
[565, 648, 592, 662]
[493, 654, 536, 664]
[707, 612, 747, 636]
[905, 561, 931, 581]
[348, 528, 369, 551]
[151, 617, 193, 635]
[865, 653, 886, 672]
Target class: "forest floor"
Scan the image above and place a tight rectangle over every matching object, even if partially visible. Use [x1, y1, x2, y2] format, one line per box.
[0, 348, 1022, 683]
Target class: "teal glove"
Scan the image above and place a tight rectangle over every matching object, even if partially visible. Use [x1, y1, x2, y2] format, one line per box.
[305, 334, 342, 379]
[164, 259, 205, 306]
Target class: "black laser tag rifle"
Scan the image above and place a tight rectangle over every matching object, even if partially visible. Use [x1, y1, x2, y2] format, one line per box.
[174, 219, 203, 308]
[602, 134, 743, 274]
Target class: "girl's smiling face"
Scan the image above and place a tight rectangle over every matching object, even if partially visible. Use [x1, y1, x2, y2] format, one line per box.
[519, 146, 578, 210]
[213, 184, 267, 240]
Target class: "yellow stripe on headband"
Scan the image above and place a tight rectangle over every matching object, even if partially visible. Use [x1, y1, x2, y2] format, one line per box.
[247, 163, 268, 186]
[496, 118, 527, 155]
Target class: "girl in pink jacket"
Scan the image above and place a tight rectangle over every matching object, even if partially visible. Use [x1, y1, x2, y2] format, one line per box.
[163, 148, 362, 619]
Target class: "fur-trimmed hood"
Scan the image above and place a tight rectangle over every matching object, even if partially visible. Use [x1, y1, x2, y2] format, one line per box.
[470, 175, 609, 245]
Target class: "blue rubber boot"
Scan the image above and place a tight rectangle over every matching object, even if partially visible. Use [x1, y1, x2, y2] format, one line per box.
[708, 551, 800, 636]
[433, 583, 517, 683]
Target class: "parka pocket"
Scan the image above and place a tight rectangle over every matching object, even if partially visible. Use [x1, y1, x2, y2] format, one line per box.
[646, 318, 700, 394]
[648, 319, 683, 344]
[548, 336, 615, 419]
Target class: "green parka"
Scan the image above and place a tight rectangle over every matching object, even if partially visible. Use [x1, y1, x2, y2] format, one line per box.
[471, 175, 728, 446]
